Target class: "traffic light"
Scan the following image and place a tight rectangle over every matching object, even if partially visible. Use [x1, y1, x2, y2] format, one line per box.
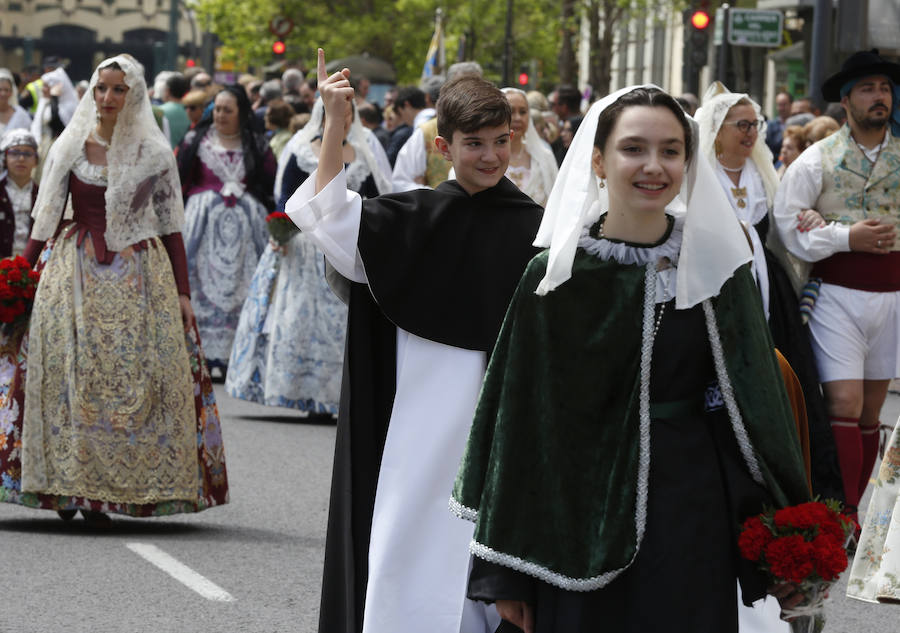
[518, 65, 529, 87]
[272, 40, 286, 57]
[682, 2, 710, 94]
[688, 6, 710, 69]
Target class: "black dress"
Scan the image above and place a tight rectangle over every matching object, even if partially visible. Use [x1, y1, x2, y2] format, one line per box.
[468, 299, 772, 633]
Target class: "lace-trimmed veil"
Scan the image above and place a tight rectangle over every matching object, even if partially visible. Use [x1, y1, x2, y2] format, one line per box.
[533, 84, 752, 308]
[274, 98, 391, 198]
[30, 54, 184, 252]
[694, 81, 807, 292]
[501, 87, 559, 202]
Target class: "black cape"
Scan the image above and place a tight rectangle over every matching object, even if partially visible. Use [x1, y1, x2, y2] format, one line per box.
[318, 177, 544, 633]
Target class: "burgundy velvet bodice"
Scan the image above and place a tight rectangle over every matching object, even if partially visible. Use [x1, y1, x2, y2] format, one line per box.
[22, 172, 190, 296]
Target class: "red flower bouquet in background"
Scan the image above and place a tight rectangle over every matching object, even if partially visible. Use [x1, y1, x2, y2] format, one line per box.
[266, 212, 300, 246]
[738, 501, 856, 633]
[0, 256, 39, 325]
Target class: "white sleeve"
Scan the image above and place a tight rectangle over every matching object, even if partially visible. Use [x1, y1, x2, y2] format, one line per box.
[391, 128, 430, 192]
[284, 168, 368, 283]
[773, 145, 850, 263]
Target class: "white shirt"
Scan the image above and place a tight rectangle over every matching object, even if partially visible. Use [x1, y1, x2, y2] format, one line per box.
[774, 129, 891, 263]
[414, 108, 435, 128]
[5, 178, 34, 254]
[391, 127, 429, 192]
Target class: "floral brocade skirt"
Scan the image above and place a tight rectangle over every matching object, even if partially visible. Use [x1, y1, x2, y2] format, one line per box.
[848, 421, 900, 602]
[0, 235, 229, 516]
[183, 190, 269, 365]
[225, 235, 346, 415]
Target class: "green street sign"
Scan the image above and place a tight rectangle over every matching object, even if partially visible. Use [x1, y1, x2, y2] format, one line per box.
[728, 8, 783, 47]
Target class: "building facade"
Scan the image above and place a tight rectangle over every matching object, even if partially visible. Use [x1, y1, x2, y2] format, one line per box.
[0, 0, 198, 81]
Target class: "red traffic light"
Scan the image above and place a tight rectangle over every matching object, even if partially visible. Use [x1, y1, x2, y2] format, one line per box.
[690, 10, 710, 30]
[185, 58, 196, 68]
[518, 72, 529, 86]
[272, 40, 286, 55]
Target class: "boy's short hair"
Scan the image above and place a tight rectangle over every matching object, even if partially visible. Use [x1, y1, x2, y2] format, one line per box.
[437, 76, 510, 141]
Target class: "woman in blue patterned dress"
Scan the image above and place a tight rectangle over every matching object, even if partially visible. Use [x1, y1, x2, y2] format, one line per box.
[177, 85, 276, 375]
[225, 99, 391, 414]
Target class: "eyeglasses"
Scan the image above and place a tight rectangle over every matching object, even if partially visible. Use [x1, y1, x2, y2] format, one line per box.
[724, 118, 764, 134]
[6, 150, 37, 159]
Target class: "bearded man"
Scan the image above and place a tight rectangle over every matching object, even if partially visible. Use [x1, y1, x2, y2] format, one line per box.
[774, 49, 900, 525]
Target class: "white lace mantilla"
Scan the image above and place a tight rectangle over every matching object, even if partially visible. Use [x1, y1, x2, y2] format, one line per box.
[198, 134, 246, 199]
[294, 142, 373, 194]
[578, 215, 683, 303]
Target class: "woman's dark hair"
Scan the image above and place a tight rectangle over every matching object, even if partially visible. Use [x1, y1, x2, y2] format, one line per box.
[265, 99, 295, 129]
[177, 83, 274, 208]
[593, 87, 693, 164]
[568, 115, 584, 135]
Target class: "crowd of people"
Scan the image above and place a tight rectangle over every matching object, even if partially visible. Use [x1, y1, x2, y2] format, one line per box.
[0, 43, 899, 632]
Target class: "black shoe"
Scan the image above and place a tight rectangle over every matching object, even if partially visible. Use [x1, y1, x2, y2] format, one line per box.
[57, 509, 77, 521]
[80, 510, 112, 528]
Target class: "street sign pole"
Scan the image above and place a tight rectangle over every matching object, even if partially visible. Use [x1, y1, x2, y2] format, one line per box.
[809, 0, 832, 110]
[716, 4, 730, 84]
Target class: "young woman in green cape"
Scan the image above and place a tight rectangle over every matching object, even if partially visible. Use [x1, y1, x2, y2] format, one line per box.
[451, 86, 812, 632]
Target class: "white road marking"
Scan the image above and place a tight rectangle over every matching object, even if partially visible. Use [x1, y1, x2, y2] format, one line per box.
[126, 542, 236, 602]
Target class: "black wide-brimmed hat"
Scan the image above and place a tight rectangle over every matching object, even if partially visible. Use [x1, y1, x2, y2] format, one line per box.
[822, 49, 900, 102]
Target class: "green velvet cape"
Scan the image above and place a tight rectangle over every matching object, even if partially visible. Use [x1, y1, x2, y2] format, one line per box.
[451, 249, 811, 590]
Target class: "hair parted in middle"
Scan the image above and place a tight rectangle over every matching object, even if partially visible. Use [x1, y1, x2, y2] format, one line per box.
[593, 86, 694, 164]
[436, 76, 511, 141]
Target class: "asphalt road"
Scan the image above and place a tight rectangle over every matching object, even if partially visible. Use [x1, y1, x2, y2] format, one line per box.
[0, 387, 335, 633]
[1, 387, 900, 632]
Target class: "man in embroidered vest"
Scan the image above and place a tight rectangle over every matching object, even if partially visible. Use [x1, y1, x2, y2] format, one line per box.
[774, 49, 900, 526]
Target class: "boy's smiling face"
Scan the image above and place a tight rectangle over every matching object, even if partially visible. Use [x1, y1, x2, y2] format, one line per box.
[436, 124, 511, 195]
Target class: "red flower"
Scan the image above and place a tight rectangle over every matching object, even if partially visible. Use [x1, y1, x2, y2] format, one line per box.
[266, 211, 291, 223]
[811, 533, 848, 581]
[0, 282, 14, 301]
[0, 259, 13, 271]
[12, 255, 29, 269]
[6, 268, 22, 283]
[774, 502, 834, 531]
[27, 270, 40, 282]
[739, 516, 775, 562]
[765, 535, 815, 584]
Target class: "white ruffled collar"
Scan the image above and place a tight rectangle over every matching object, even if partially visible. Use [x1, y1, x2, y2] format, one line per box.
[579, 213, 683, 267]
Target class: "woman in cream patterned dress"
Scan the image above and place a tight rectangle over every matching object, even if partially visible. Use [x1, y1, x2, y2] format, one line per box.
[0, 55, 228, 525]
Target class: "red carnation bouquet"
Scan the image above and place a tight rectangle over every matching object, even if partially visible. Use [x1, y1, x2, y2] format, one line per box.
[266, 211, 300, 246]
[738, 500, 856, 633]
[0, 256, 40, 325]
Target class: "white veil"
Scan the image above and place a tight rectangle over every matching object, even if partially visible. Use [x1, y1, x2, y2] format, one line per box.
[0, 69, 31, 135]
[30, 67, 79, 140]
[501, 87, 559, 203]
[31, 54, 184, 252]
[534, 84, 752, 309]
[274, 98, 392, 200]
[694, 81, 807, 292]
[693, 81, 779, 206]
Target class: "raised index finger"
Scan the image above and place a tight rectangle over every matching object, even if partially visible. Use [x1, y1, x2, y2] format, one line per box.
[317, 48, 327, 84]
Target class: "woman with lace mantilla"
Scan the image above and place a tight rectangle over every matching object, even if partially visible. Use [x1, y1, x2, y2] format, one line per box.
[225, 98, 391, 414]
[502, 88, 558, 207]
[177, 85, 276, 376]
[695, 83, 843, 515]
[450, 86, 811, 632]
[0, 55, 228, 525]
